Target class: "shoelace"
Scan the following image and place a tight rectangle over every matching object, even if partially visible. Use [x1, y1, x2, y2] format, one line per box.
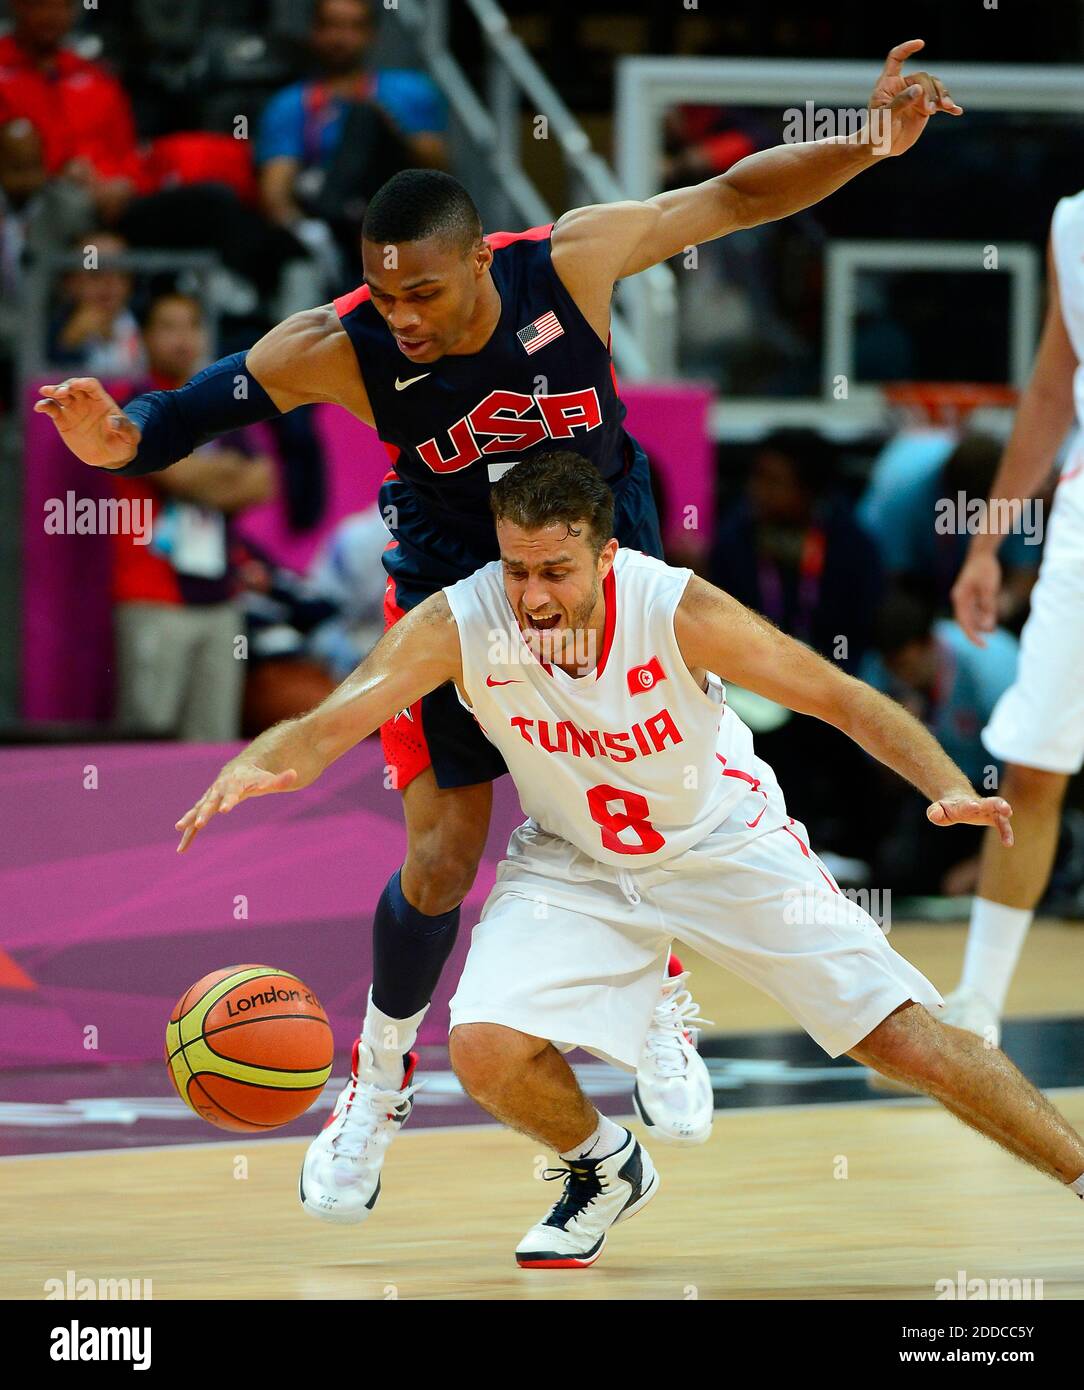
[644, 973, 713, 1079]
[331, 1074, 422, 1161]
[540, 1162, 608, 1227]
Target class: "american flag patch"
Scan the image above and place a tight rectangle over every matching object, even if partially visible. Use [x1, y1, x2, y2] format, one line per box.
[516, 311, 564, 355]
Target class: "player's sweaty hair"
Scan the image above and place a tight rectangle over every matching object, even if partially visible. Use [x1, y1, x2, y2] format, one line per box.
[362, 169, 483, 253]
[489, 451, 616, 555]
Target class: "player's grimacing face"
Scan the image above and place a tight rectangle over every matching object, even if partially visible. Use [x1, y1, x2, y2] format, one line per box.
[497, 520, 617, 667]
[362, 235, 489, 363]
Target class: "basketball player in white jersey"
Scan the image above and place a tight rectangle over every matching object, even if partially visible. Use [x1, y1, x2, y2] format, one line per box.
[947, 192, 1084, 1043]
[176, 452, 1084, 1267]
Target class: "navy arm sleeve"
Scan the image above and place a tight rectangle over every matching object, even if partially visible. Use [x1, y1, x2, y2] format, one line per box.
[112, 352, 283, 477]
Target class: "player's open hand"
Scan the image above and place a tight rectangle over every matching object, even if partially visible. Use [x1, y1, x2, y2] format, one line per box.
[33, 377, 141, 469]
[927, 794, 1013, 847]
[869, 39, 963, 158]
[175, 763, 300, 854]
[950, 551, 1002, 647]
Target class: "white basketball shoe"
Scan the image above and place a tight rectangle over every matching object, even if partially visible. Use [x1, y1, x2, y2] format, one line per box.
[941, 986, 1002, 1048]
[299, 1037, 419, 1224]
[515, 1127, 659, 1268]
[633, 959, 714, 1144]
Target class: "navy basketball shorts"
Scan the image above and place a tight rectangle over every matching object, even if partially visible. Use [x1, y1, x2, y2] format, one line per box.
[380, 448, 664, 792]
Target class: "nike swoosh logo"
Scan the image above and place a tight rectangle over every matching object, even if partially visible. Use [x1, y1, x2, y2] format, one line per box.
[394, 373, 430, 391]
[486, 676, 522, 686]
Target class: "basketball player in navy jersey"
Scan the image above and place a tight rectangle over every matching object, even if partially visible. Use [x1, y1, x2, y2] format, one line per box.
[37, 39, 961, 1222]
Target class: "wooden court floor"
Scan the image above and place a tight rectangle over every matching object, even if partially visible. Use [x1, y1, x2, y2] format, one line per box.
[3, 921, 1082, 1301]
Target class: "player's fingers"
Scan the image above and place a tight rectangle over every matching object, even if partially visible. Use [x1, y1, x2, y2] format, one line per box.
[33, 398, 65, 421]
[998, 812, 1015, 848]
[933, 76, 963, 115]
[176, 822, 201, 854]
[889, 83, 926, 113]
[882, 38, 925, 77]
[193, 791, 224, 827]
[905, 71, 940, 114]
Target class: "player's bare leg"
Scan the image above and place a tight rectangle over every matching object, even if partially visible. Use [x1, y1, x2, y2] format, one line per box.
[299, 772, 491, 1225]
[944, 763, 1070, 1040]
[853, 1001, 1084, 1187]
[450, 1022, 660, 1267]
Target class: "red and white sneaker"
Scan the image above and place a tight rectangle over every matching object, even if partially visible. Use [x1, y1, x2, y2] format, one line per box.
[299, 1038, 419, 1225]
[515, 1128, 659, 1268]
[633, 956, 714, 1145]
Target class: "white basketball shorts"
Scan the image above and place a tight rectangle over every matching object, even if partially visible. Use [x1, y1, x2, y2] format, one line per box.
[449, 766, 943, 1068]
[983, 461, 1084, 774]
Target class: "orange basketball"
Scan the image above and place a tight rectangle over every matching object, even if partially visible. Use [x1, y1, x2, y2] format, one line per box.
[165, 964, 334, 1132]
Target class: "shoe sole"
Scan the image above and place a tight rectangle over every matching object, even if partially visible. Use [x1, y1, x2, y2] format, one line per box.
[632, 1083, 712, 1146]
[515, 1165, 661, 1269]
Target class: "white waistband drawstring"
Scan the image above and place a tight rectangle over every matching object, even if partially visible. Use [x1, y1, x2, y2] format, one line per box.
[617, 870, 642, 907]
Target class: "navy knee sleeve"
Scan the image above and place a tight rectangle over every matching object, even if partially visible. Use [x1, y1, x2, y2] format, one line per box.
[371, 869, 461, 1019]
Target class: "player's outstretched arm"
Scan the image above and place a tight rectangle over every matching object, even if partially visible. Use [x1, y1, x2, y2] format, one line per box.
[556, 39, 960, 286]
[175, 592, 461, 853]
[35, 306, 372, 475]
[674, 576, 1013, 846]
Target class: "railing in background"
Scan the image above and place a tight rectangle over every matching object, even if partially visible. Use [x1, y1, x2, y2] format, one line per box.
[614, 56, 1084, 434]
[388, 0, 678, 381]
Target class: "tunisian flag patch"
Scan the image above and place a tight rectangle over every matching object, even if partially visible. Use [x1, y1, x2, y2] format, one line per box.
[627, 656, 667, 695]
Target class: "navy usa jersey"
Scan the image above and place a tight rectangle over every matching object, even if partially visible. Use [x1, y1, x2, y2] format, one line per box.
[334, 224, 662, 608]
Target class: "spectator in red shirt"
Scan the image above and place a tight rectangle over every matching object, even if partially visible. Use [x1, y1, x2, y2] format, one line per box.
[111, 292, 277, 740]
[0, 0, 145, 221]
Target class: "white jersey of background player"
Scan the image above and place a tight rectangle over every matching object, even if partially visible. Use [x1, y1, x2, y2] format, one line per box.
[946, 189, 1084, 1047]
[168, 452, 1084, 1273]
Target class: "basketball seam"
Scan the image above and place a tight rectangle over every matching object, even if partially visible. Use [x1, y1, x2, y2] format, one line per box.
[166, 1014, 333, 1071]
[185, 1075, 284, 1130]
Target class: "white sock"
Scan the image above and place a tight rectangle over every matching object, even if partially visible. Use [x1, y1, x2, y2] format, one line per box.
[361, 987, 428, 1089]
[960, 898, 1033, 1014]
[1071, 1174, 1084, 1200]
[560, 1114, 626, 1163]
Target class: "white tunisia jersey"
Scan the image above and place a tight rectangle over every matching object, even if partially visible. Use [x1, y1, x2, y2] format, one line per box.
[1052, 190, 1084, 430]
[443, 548, 759, 869]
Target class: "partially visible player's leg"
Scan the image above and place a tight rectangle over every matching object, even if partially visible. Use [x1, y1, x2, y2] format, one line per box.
[447, 852, 667, 1267]
[851, 1002, 1084, 1189]
[667, 799, 1084, 1198]
[950, 478, 1084, 1037]
[300, 667, 496, 1224]
[450, 1021, 659, 1269]
[947, 762, 1069, 1041]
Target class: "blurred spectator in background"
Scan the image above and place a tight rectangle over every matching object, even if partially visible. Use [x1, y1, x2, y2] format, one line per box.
[304, 505, 394, 680]
[0, 115, 91, 399]
[0, 0, 147, 224]
[661, 105, 757, 189]
[709, 429, 884, 869]
[0, 0, 316, 329]
[710, 428, 884, 669]
[257, 0, 446, 282]
[110, 292, 276, 740]
[861, 585, 1019, 896]
[48, 230, 144, 376]
[859, 429, 1043, 625]
[232, 539, 339, 738]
